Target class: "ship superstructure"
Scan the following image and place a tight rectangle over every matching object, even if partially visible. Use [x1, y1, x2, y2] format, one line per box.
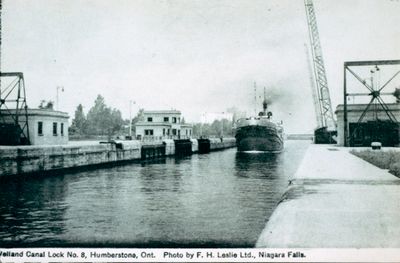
[234, 89, 284, 152]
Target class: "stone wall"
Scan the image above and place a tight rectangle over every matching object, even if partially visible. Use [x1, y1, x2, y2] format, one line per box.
[0, 142, 141, 178]
[0, 138, 236, 178]
[209, 137, 236, 150]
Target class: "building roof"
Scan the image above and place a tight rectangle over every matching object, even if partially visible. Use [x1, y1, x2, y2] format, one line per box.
[134, 122, 173, 127]
[0, 108, 69, 118]
[143, 110, 181, 115]
[135, 122, 192, 128]
[335, 103, 400, 113]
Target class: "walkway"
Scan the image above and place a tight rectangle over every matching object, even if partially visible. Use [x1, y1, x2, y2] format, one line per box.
[256, 144, 400, 247]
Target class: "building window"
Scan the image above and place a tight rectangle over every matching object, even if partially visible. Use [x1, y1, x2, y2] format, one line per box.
[190, 130, 192, 136]
[53, 122, 58, 136]
[172, 117, 177, 123]
[167, 129, 170, 135]
[163, 128, 166, 136]
[38, 122, 43, 136]
[172, 129, 177, 135]
[164, 117, 169, 122]
[61, 123, 64, 136]
[144, 129, 153, 135]
[147, 117, 153, 122]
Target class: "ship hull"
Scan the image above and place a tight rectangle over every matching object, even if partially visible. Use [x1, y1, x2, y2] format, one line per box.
[235, 125, 283, 152]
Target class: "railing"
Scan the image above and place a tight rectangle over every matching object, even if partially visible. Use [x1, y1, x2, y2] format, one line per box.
[139, 135, 192, 142]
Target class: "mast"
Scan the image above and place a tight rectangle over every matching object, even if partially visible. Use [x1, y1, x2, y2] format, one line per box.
[253, 81, 257, 115]
[262, 87, 268, 114]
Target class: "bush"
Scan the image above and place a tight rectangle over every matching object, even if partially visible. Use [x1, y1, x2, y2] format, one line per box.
[351, 149, 400, 177]
[389, 161, 400, 177]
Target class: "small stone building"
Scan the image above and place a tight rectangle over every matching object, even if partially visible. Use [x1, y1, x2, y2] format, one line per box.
[135, 110, 192, 140]
[0, 108, 69, 145]
[335, 103, 400, 146]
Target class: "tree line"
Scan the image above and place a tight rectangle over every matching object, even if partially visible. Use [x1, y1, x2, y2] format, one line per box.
[192, 119, 234, 137]
[69, 95, 237, 139]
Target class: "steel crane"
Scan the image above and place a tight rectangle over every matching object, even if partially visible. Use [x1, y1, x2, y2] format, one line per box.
[304, 0, 337, 143]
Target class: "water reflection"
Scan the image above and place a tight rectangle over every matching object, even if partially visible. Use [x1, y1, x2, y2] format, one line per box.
[235, 152, 282, 178]
[0, 175, 68, 246]
[0, 140, 310, 247]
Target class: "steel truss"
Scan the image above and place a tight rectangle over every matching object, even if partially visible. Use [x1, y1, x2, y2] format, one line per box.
[0, 72, 30, 145]
[343, 60, 400, 146]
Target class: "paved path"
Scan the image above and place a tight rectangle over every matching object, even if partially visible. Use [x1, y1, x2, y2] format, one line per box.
[256, 144, 400, 248]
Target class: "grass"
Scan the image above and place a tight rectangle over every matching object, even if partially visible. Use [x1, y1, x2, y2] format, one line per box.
[350, 149, 400, 177]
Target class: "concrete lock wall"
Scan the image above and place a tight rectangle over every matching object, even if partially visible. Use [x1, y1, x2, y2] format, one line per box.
[190, 139, 198, 153]
[162, 139, 175, 156]
[209, 138, 224, 150]
[209, 137, 236, 150]
[221, 138, 236, 148]
[0, 143, 141, 178]
[174, 139, 192, 156]
[0, 138, 236, 178]
[140, 141, 166, 160]
[198, 139, 211, 153]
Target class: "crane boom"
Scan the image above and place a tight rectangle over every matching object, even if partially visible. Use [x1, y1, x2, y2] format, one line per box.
[305, 44, 323, 128]
[304, 0, 336, 131]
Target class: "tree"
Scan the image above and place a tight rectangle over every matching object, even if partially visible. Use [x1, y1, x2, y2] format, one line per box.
[86, 95, 124, 138]
[211, 120, 223, 136]
[38, 100, 54, 110]
[86, 95, 108, 135]
[131, 108, 144, 136]
[69, 104, 87, 135]
[192, 118, 233, 138]
[395, 88, 400, 103]
[131, 108, 144, 124]
[108, 108, 124, 136]
[222, 118, 234, 136]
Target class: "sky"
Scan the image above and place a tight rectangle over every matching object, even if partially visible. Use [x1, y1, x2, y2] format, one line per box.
[2, 0, 400, 133]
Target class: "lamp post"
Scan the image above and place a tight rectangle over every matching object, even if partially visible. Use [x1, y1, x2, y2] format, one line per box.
[200, 113, 205, 138]
[221, 112, 224, 137]
[129, 100, 136, 137]
[56, 86, 64, 110]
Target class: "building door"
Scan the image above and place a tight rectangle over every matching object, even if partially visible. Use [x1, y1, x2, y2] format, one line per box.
[349, 123, 366, 147]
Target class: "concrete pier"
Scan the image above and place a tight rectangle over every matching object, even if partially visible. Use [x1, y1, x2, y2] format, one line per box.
[0, 141, 141, 177]
[0, 138, 236, 178]
[256, 144, 400, 248]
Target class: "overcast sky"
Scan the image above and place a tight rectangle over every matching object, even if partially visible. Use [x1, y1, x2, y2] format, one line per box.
[2, 0, 400, 133]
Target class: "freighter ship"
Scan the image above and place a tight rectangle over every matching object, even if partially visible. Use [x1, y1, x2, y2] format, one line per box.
[234, 91, 284, 152]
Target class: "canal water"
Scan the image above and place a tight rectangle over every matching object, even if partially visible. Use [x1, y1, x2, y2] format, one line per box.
[0, 140, 310, 248]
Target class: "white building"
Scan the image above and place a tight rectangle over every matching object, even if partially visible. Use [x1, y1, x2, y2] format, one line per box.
[135, 110, 192, 140]
[0, 108, 69, 145]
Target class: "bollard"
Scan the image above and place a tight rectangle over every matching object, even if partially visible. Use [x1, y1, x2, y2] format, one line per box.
[371, 142, 382, 150]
